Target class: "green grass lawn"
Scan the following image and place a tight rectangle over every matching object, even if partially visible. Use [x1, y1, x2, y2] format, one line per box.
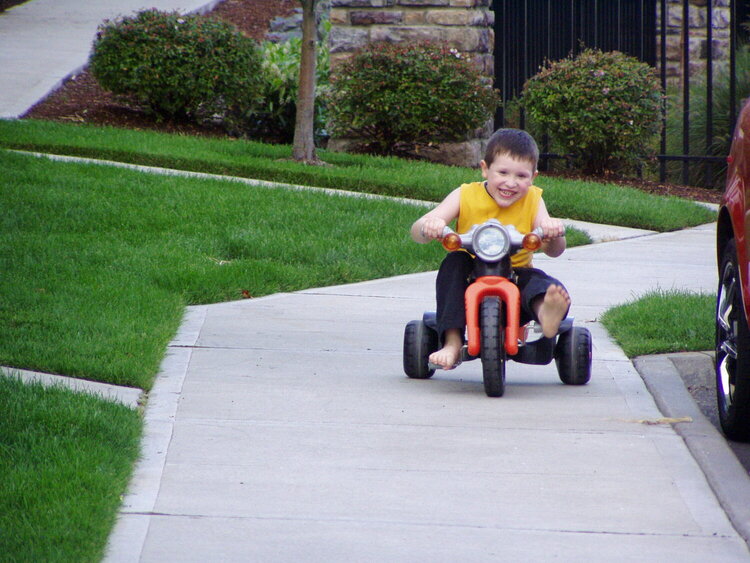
[0, 120, 719, 563]
[0, 119, 715, 231]
[601, 289, 715, 357]
[0, 375, 142, 562]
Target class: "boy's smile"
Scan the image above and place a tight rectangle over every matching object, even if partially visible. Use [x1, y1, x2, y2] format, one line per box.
[480, 153, 538, 208]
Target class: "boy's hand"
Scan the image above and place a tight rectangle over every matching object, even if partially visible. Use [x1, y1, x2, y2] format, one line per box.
[538, 218, 565, 240]
[420, 217, 447, 241]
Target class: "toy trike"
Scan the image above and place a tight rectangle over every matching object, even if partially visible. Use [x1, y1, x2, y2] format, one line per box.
[403, 219, 592, 397]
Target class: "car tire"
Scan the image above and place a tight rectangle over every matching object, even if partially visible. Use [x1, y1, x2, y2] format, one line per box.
[716, 239, 750, 441]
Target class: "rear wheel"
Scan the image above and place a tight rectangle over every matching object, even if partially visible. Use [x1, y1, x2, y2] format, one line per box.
[480, 297, 506, 397]
[403, 320, 438, 379]
[716, 240, 750, 441]
[555, 327, 592, 385]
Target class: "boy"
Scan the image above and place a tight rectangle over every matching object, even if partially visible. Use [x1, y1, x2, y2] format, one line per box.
[410, 128, 570, 369]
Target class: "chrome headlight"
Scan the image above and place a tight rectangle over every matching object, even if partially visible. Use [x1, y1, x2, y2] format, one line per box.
[474, 223, 510, 261]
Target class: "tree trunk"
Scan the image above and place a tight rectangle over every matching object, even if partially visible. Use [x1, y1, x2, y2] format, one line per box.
[292, 0, 318, 163]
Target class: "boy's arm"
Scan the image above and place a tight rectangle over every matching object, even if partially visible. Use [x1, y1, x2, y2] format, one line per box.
[533, 199, 566, 257]
[411, 188, 461, 243]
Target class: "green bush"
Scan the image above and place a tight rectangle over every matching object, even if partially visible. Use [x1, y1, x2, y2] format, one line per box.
[522, 48, 662, 174]
[251, 23, 330, 144]
[327, 41, 499, 156]
[90, 9, 263, 124]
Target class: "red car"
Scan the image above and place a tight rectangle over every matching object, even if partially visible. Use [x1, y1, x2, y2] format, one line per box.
[716, 98, 750, 441]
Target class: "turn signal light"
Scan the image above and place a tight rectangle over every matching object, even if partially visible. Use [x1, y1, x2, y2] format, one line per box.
[442, 232, 462, 251]
[522, 232, 542, 251]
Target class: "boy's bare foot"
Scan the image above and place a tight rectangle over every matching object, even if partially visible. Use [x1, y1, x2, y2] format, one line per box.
[537, 285, 571, 338]
[429, 329, 462, 369]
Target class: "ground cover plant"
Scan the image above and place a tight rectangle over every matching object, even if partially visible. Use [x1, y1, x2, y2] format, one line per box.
[0, 375, 142, 562]
[0, 119, 716, 231]
[601, 289, 714, 357]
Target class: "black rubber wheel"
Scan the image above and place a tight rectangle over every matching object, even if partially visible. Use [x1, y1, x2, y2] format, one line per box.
[480, 297, 506, 397]
[403, 320, 438, 379]
[716, 239, 750, 441]
[554, 326, 592, 385]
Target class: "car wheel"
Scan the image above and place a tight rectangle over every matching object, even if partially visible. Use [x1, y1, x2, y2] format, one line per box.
[716, 239, 750, 441]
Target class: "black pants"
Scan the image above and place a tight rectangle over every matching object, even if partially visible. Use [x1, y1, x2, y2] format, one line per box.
[435, 251, 568, 342]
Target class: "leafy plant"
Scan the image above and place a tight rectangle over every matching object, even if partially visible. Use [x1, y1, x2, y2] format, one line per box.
[90, 9, 263, 126]
[250, 21, 330, 144]
[327, 40, 500, 156]
[522, 48, 662, 175]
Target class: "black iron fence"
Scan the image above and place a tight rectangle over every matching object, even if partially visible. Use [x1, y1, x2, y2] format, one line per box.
[492, 0, 745, 188]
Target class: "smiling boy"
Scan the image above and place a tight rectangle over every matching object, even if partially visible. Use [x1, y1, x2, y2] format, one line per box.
[411, 128, 570, 369]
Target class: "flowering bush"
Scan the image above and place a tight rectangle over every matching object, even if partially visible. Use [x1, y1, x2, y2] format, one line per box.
[522, 48, 661, 174]
[90, 9, 263, 124]
[327, 41, 499, 156]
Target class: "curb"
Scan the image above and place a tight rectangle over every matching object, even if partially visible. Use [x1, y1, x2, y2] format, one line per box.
[0, 365, 143, 409]
[634, 354, 750, 546]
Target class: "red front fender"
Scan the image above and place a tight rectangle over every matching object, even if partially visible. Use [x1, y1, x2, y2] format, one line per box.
[465, 276, 521, 357]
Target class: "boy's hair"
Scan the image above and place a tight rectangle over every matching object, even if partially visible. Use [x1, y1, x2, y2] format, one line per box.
[484, 128, 539, 169]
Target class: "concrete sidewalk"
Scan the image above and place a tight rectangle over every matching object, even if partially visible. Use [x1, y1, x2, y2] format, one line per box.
[4, 2, 749, 560]
[104, 223, 750, 562]
[0, 0, 221, 119]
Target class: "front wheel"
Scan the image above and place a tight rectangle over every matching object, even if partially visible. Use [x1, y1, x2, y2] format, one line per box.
[716, 239, 750, 441]
[480, 297, 506, 397]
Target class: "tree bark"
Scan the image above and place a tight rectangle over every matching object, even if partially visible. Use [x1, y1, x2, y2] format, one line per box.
[292, 0, 318, 163]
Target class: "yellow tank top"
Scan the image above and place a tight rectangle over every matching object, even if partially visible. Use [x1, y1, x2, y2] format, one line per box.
[457, 181, 542, 268]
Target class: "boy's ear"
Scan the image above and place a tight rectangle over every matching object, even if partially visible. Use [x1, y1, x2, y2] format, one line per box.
[480, 159, 488, 178]
[532, 169, 539, 181]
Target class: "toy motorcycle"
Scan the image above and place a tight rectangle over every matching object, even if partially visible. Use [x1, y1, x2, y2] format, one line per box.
[403, 219, 592, 397]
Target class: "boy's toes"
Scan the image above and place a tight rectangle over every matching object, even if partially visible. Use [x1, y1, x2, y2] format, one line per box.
[539, 285, 570, 338]
[429, 347, 461, 370]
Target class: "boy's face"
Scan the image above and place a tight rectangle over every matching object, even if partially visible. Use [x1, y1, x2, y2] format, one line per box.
[480, 153, 538, 208]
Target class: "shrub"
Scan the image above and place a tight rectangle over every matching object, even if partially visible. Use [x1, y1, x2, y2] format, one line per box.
[90, 9, 263, 124]
[327, 41, 499, 156]
[251, 22, 330, 144]
[522, 48, 662, 174]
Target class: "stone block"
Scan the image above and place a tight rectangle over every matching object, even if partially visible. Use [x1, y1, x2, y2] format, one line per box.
[329, 26, 370, 53]
[442, 26, 483, 52]
[425, 9, 488, 26]
[350, 10, 404, 25]
[450, 0, 491, 6]
[370, 25, 437, 43]
[329, 8, 349, 25]
[403, 11, 427, 24]
[332, 0, 396, 7]
[414, 139, 485, 167]
[397, 0, 450, 6]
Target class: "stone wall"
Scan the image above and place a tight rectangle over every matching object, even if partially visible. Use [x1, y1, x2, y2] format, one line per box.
[328, 0, 494, 167]
[659, 0, 732, 79]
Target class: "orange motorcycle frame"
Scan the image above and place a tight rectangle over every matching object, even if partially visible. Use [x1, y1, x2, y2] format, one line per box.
[464, 276, 521, 358]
